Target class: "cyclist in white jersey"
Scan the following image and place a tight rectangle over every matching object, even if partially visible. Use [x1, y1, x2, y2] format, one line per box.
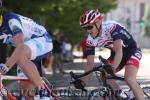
[79, 10, 144, 100]
[0, 12, 53, 95]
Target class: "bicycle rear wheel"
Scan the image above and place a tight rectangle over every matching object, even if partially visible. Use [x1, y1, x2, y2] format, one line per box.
[87, 89, 116, 100]
[57, 88, 83, 100]
[142, 86, 150, 99]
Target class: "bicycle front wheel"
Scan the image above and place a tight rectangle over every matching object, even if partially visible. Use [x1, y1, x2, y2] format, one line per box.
[142, 86, 150, 99]
[87, 89, 116, 100]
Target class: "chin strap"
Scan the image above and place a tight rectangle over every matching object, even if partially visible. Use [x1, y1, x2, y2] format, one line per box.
[0, 0, 3, 27]
[93, 23, 102, 39]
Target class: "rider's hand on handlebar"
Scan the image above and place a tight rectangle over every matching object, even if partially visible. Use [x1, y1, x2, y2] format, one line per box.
[0, 63, 9, 74]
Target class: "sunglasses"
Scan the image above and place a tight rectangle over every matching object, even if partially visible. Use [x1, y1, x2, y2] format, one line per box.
[84, 25, 94, 30]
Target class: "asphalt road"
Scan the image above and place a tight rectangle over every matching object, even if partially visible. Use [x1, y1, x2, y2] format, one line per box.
[6, 50, 150, 99]
[44, 50, 150, 99]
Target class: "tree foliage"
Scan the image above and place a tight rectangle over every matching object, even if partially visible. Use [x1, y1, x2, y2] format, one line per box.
[144, 5, 150, 36]
[3, 0, 117, 44]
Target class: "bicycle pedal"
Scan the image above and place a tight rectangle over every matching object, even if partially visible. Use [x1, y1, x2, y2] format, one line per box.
[128, 97, 136, 100]
[34, 95, 52, 100]
[99, 87, 108, 97]
[39, 89, 49, 98]
[115, 90, 129, 99]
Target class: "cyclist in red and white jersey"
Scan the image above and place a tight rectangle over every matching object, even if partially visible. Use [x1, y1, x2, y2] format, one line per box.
[80, 9, 144, 100]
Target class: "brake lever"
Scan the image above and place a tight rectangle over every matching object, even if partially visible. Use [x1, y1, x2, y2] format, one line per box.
[70, 71, 77, 84]
[70, 71, 79, 80]
[70, 71, 75, 78]
[99, 56, 107, 64]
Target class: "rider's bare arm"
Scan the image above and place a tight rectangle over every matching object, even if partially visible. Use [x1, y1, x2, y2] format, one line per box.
[86, 55, 95, 70]
[112, 39, 123, 71]
[82, 55, 95, 81]
[5, 33, 30, 69]
[13, 33, 24, 46]
[13, 33, 31, 59]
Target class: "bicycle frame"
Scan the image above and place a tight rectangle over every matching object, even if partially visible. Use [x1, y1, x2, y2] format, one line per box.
[0, 74, 18, 100]
[70, 56, 150, 100]
[70, 63, 116, 99]
[0, 74, 59, 100]
[94, 68, 116, 100]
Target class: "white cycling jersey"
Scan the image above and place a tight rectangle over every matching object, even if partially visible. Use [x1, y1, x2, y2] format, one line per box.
[0, 12, 52, 60]
[86, 21, 136, 50]
[11, 15, 47, 40]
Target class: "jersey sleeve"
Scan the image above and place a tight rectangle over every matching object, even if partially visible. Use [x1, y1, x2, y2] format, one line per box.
[86, 39, 95, 56]
[86, 46, 95, 56]
[111, 24, 122, 41]
[8, 18, 23, 36]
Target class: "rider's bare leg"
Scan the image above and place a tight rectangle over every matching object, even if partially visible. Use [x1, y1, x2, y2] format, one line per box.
[106, 79, 121, 91]
[125, 65, 144, 100]
[20, 81, 35, 100]
[6, 44, 44, 90]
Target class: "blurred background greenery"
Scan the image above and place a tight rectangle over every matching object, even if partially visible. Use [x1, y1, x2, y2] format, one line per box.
[3, 0, 117, 44]
[0, 0, 117, 77]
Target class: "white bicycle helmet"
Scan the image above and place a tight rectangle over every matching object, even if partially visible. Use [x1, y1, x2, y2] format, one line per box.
[80, 9, 103, 27]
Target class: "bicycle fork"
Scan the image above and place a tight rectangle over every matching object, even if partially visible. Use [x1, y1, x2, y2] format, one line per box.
[100, 71, 118, 100]
[43, 81, 59, 100]
[0, 74, 15, 100]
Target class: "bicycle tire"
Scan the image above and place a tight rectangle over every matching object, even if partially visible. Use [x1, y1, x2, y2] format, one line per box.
[0, 95, 17, 100]
[87, 88, 117, 100]
[57, 88, 83, 100]
[42, 77, 53, 90]
[1, 96, 8, 100]
[43, 77, 83, 100]
[142, 86, 150, 99]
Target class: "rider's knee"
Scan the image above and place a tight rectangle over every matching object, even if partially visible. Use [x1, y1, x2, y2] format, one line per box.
[17, 58, 26, 66]
[16, 45, 30, 64]
[16, 44, 26, 53]
[17, 44, 30, 57]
